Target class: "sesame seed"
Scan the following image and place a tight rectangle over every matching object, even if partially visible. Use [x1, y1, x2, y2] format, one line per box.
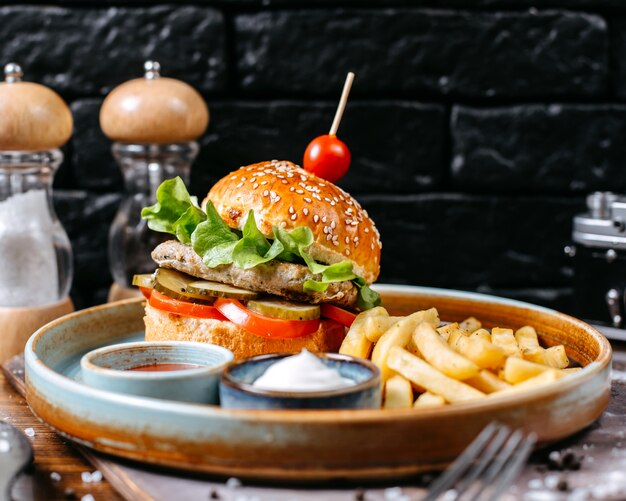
[330, 201, 336, 206]
[322, 216, 327, 223]
[371, 243, 374, 250]
[345, 249, 351, 256]
[303, 208, 309, 216]
[289, 206, 294, 214]
[241, 176, 247, 181]
[290, 187, 295, 192]
[324, 197, 331, 203]
[331, 221, 336, 229]
[300, 175, 308, 181]
[345, 236, 350, 243]
[236, 182, 244, 188]
[291, 214, 297, 220]
[296, 190, 304, 194]
[313, 194, 322, 201]
[323, 227, 329, 234]
[313, 215, 319, 223]
[326, 234, 332, 241]
[319, 183, 326, 187]
[261, 181, 268, 185]
[274, 195, 281, 202]
[281, 179, 288, 184]
[304, 197, 312, 203]
[270, 191, 277, 198]
[333, 241, 339, 246]
[250, 177, 256, 183]
[280, 221, 287, 227]
[263, 190, 269, 197]
[364, 228, 369, 233]
[230, 175, 237, 180]
[346, 219, 352, 225]
[253, 183, 259, 189]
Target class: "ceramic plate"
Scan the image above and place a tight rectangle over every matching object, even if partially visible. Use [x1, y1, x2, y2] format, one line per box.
[25, 285, 612, 481]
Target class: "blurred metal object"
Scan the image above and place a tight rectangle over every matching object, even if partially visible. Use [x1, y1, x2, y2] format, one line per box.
[0, 421, 33, 501]
[570, 192, 626, 328]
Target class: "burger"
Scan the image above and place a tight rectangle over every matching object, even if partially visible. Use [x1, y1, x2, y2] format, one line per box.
[134, 160, 382, 358]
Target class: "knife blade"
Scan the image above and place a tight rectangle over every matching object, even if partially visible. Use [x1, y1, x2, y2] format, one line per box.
[0, 421, 33, 501]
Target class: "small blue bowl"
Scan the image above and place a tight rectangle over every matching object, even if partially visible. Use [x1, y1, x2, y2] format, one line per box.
[219, 353, 381, 410]
[81, 341, 233, 404]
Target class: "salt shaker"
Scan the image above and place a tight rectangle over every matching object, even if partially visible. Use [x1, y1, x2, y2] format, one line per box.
[0, 63, 74, 359]
[100, 61, 209, 301]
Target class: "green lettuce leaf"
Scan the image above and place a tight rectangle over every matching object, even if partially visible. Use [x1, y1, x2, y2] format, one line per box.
[191, 201, 240, 267]
[142, 177, 381, 309]
[233, 211, 285, 269]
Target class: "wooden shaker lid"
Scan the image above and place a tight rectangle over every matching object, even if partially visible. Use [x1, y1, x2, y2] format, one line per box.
[0, 63, 73, 151]
[100, 61, 209, 144]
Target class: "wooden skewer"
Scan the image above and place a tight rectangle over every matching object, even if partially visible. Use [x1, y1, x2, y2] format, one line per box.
[329, 72, 355, 136]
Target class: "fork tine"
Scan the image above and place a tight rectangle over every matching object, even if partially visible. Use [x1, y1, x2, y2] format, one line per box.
[453, 425, 511, 497]
[422, 422, 500, 501]
[467, 429, 526, 501]
[484, 433, 537, 501]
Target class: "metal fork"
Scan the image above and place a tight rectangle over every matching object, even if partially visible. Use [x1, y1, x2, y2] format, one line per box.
[422, 423, 537, 501]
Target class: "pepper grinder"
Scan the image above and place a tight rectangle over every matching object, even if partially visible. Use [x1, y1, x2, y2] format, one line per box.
[0, 63, 74, 360]
[100, 61, 209, 302]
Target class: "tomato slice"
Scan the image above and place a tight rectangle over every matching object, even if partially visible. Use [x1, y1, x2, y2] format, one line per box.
[320, 304, 357, 327]
[149, 290, 227, 321]
[214, 298, 320, 339]
[139, 287, 153, 300]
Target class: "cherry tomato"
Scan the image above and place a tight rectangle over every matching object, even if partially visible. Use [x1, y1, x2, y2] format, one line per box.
[139, 287, 153, 300]
[320, 304, 357, 327]
[149, 290, 227, 320]
[303, 134, 351, 183]
[214, 298, 320, 339]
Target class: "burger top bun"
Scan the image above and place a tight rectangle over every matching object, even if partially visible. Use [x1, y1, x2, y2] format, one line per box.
[205, 160, 381, 284]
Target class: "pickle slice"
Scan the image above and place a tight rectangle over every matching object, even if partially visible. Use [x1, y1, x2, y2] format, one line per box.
[186, 280, 259, 300]
[247, 300, 320, 321]
[132, 273, 155, 289]
[154, 268, 215, 304]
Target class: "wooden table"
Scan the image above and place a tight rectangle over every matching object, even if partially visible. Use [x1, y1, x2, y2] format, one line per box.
[2, 343, 626, 501]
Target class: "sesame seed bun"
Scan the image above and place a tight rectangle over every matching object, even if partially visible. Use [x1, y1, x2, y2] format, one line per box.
[205, 160, 381, 284]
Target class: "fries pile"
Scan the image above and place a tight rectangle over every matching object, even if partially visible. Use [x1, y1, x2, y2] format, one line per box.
[338, 307, 580, 409]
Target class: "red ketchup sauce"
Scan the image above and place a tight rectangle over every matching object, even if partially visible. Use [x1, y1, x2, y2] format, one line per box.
[127, 363, 204, 372]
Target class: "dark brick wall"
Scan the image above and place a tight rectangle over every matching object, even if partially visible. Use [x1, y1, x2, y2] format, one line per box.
[6, 2, 621, 312]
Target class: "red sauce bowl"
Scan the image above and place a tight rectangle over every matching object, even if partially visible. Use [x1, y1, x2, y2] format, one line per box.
[80, 341, 234, 404]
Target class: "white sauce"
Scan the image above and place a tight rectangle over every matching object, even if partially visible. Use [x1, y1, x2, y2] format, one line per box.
[252, 350, 355, 392]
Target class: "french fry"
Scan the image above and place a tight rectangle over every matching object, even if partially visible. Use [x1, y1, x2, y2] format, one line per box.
[544, 345, 570, 369]
[465, 370, 512, 393]
[384, 375, 413, 409]
[437, 322, 462, 342]
[491, 328, 521, 358]
[372, 311, 438, 382]
[339, 306, 388, 358]
[414, 392, 446, 408]
[502, 356, 553, 384]
[460, 316, 482, 333]
[412, 323, 479, 380]
[515, 326, 540, 351]
[471, 329, 492, 343]
[387, 347, 486, 403]
[448, 334, 506, 370]
[523, 345, 569, 369]
[363, 315, 398, 343]
[447, 327, 466, 347]
[504, 369, 566, 391]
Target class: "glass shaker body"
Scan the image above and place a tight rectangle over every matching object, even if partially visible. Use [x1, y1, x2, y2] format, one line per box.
[108, 142, 198, 288]
[0, 150, 73, 307]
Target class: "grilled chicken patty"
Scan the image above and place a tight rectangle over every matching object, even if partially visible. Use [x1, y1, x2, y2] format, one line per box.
[152, 240, 358, 308]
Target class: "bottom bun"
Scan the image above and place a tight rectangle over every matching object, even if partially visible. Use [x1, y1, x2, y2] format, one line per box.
[144, 303, 346, 359]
